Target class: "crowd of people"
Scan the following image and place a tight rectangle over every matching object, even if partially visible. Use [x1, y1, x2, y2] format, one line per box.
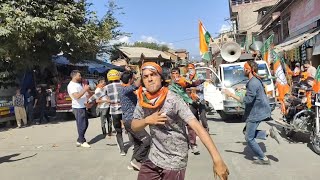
[67, 62, 230, 180]
[65, 60, 296, 179]
[12, 86, 56, 128]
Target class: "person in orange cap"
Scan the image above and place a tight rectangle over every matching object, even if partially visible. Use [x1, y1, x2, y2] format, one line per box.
[131, 62, 229, 180]
[185, 63, 209, 153]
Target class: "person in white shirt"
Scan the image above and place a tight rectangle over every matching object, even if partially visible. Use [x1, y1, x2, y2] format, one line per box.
[95, 77, 112, 136]
[304, 60, 317, 78]
[67, 70, 91, 148]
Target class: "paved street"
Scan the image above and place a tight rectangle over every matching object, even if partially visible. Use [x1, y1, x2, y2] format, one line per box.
[1, 108, 320, 180]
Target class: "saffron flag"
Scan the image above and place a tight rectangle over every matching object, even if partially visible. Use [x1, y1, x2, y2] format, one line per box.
[271, 49, 290, 114]
[313, 66, 320, 93]
[260, 34, 274, 64]
[199, 21, 213, 62]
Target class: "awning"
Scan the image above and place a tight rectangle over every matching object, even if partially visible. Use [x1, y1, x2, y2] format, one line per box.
[313, 34, 320, 55]
[52, 56, 125, 73]
[274, 29, 320, 53]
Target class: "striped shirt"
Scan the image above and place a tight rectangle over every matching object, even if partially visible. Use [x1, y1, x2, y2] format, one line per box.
[88, 82, 122, 114]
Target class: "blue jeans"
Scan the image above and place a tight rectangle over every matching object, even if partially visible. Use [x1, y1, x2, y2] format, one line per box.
[245, 121, 267, 160]
[73, 108, 89, 143]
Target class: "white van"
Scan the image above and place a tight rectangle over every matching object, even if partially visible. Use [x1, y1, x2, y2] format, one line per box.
[196, 60, 276, 119]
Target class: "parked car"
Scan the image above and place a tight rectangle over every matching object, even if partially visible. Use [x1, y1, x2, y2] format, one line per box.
[56, 78, 98, 117]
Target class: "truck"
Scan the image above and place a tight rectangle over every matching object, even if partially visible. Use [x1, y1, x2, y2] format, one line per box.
[196, 42, 276, 120]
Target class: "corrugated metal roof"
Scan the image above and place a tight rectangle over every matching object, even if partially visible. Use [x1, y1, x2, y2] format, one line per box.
[119, 47, 171, 60]
[274, 29, 320, 52]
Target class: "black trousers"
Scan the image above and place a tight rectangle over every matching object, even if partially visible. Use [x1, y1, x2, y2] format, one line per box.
[112, 114, 124, 151]
[39, 106, 49, 123]
[125, 121, 151, 162]
[189, 101, 208, 129]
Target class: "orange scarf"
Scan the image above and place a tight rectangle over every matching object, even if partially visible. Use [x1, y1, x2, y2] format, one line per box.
[121, 83, 130, 87]
[176, 77, 188, 88]
[137, 86, 168, 109]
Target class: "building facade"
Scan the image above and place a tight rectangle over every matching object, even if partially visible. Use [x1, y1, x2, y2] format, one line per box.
[257, 0, 320, 67]
[229, 0, 278, 48]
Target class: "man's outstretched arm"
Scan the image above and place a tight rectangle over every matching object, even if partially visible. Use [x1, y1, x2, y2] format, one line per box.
[187, 119, 229, 180]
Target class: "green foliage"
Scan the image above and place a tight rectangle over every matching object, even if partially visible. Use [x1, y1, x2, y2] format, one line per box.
[126, 41, 169, 52]
[0, 0, 124, 67]
[0, 0, 125, 87]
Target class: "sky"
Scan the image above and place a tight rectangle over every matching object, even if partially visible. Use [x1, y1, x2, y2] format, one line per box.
[88, 0, 231, 59]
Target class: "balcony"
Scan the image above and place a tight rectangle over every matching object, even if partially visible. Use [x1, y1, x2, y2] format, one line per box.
[231, 0, 262, 6]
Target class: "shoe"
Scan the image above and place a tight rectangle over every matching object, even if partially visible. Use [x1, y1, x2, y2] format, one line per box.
[130, 159, 142, 170]
[120, 150, 126, 156]
[253, 158, 271, 165]
[36, 122, 40, 125]
[80, 142, 91, 148]
[269, 127, 281, 144]
[191, 145, 200, 155]
[76, 142, 81, 147]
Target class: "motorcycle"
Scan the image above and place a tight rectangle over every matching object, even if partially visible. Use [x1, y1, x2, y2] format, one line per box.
[281, 83, 320, 154]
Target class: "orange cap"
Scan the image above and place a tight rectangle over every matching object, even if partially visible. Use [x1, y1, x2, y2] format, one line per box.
[244, 62, 251, 71]
[141, 62, 162, 75]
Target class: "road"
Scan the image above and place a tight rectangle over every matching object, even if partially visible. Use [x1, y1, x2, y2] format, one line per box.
[1, 108, 320, 180]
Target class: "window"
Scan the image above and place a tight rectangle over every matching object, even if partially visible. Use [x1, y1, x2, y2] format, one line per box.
[223, 63, 270, 87]
[282, 13, 290, 40]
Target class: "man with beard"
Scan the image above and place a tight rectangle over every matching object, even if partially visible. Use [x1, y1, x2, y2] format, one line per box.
[67, 70, 91, 148]
[120, 71, 151, 170]
[223, 61, 280, 165]
[131, 62, 229, 180]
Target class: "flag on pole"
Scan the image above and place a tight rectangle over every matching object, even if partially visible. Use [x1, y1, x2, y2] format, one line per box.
[271, 49, 290, 114]
[313, 66, 320, 93]
[199, 21, 213, 62]
[260, 34, 274, 64]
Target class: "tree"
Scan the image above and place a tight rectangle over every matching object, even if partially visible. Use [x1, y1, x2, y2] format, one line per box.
[0, 0, 125, 87]
[0, 0, 125, 67]
[126, 42, 170, 52]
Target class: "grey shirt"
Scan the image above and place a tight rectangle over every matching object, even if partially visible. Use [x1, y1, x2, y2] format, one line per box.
[133, 90, 196, 170]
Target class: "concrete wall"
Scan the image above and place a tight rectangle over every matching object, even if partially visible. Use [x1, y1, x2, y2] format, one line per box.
[230, 0, 278, 44]
[283, 0, 320, 37]
[175, 52, 189, 60]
